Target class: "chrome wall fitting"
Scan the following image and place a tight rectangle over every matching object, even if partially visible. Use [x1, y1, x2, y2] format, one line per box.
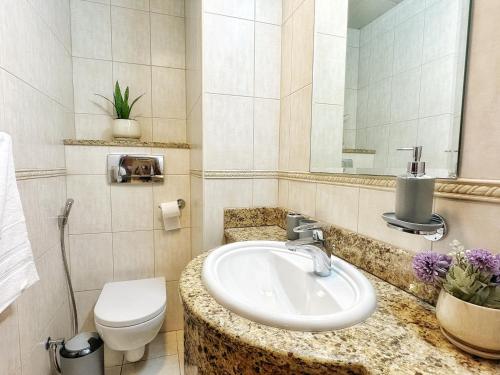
[381, 213, 447, 242]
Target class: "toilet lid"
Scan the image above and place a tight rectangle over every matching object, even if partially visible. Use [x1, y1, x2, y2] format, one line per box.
[94, 277, 166, 328]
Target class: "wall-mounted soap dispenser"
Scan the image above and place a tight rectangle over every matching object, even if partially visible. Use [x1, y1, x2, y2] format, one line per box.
[395, 146, 435, 224]
[382, 146, 447, 242]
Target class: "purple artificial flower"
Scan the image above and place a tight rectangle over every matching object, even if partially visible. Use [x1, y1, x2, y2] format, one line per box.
[412, 252, 453, 284]
[465, 249, 499, 273]
[492, 254, 500, 284]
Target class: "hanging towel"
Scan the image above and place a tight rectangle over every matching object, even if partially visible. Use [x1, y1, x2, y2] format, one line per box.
[0, 132, 39, 313]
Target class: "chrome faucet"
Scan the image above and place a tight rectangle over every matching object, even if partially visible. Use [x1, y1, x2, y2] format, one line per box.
[285, 223, 332, 277]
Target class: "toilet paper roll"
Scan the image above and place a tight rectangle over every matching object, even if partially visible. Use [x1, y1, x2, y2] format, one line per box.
[160, 201, 181, 231]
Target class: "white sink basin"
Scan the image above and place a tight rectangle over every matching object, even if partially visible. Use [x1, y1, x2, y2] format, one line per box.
[202, 241, 377, 331]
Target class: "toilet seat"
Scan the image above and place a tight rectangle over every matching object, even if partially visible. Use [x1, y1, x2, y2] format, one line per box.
[94, 277, 166, 328]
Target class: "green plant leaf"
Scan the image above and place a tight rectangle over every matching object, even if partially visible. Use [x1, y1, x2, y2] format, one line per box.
[485, 287, 500, 309]
[114, 81, 125, 118]
[127, 93, 144, 119]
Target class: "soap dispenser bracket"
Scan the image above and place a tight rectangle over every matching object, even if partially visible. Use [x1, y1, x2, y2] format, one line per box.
[381, 213, 447, 242]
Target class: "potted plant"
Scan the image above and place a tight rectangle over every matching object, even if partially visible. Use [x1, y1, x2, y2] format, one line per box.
[97, 81, 144, 139]
[412, 241, 500, 358]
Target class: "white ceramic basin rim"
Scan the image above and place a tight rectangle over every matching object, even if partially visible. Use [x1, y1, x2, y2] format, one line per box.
[202, 241, 377, 331]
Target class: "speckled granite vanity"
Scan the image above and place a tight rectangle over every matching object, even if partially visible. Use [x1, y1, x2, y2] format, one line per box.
[179, 208, 500, 374]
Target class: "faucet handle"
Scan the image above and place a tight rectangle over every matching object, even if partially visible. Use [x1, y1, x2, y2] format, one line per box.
[292, 222, 323, 233]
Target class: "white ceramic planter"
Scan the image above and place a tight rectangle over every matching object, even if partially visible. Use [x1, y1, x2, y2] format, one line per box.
[436, 290, 500, 359]
[112, 119, 141, 139]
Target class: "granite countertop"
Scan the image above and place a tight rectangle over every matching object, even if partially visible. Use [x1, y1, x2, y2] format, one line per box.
[63, 139, 190, 149]
[179, 226, 500, 375]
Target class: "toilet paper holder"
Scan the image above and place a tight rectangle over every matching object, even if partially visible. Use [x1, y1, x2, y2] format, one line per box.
[158, 199, 185, 210]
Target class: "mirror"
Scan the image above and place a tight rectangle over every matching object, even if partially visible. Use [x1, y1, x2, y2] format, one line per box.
[310, 0, 471, 178]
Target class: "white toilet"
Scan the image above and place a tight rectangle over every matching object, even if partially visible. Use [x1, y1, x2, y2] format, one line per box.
[94, 277, 166, 362]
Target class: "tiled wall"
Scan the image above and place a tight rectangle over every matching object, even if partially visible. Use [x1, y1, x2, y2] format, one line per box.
[279, 0, 314, 173]
[309, 0, 347, 172]
[65, 144, 190, 366]
[353, 0, 468, 175]
[343, 28, 360, 149]
[0, 1, 74, 374]
[70, 0, 187, 142]
[197, 0, 282, 250]
[185, 0, 204, 256]
[278, 0, 500, 255]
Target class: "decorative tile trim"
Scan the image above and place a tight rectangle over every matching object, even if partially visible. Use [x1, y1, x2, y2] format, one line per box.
[279, 171, 500, 204]
[190, 169, 203, 178]
[200, 169, 500, 203]
[15, 168, 67, 180]
[203, 170, 279, 179]
[64, 139, 190, 149]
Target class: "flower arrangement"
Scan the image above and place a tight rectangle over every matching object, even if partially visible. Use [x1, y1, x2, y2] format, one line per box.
[412, 241, 500, 309]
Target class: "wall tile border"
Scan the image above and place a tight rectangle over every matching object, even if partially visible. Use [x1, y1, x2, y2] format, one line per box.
[200, 169, 500, 204]
[16, 168, 67, 180]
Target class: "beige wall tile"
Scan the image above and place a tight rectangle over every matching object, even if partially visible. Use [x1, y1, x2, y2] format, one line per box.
[252, 179, 278, 207]
[150, 0, 185, 17]
[460, 39, 500, 179]
[70, 233, 114, 291]
[71, 0, 112, 60]
[357, 188, 429, 252]
[156, 148, 190, 175]
[289, 85, 312, 172]
[291, 0, 314, 92]
[288, 180, 316, 218]
[203, 13, 254, 96]
[203, 93, 254, 170]
[111, 184, 154, 231]
[280, 18, 293, 97]
[75, 114, 114, 140]
[154, 228, 192, 281]
[65, 145, 109, 175]
[256, 0, 282, 25]
[203, 179, 253, 249]
[255, 22, 281, 99]
[315, 0, 347, 37]
[73, 57, 113, 114]
[113, 231, 155, 281]
[433, 198, 500, 254]
[204, 0, 255, 20]
[153, 118, 187, 143]
[315, 184, 359, 232]
[111, 6, 151, 64]
[0, 306, 21, 375]
[67, 175, 112, 234]
[279, 95, 291, 171]
[75, 290, 101, 332]
[112, 0, 149, 11]
[152, 67, 186, 119]
[112, 62, 152, 117]
[278, 179, 289, 207]
[254, 98, 280, 170]
[153, 175, 191, 229]
[151, 13, 186, 68]
[163, 281, 184, 331]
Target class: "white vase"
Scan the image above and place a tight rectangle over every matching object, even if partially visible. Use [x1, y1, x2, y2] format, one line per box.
[112, 119, 141, 139]
[436, 290, 500, 359]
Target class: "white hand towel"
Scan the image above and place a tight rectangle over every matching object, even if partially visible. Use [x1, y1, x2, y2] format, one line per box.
[0, 132, 39, 313]
[160, 201, 181, 231]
